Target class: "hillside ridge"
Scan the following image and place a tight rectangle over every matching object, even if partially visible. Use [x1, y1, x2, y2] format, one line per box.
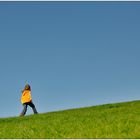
[0, 100, 140, 138]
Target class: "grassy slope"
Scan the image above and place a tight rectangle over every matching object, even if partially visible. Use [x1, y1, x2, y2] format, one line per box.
[0, 100, 140, 138]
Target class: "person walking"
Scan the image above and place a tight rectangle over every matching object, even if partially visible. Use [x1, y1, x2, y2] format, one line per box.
[20, 84, 38, 116]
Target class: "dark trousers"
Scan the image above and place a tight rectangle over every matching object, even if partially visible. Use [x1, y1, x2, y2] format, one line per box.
[20, 101, 38, 116]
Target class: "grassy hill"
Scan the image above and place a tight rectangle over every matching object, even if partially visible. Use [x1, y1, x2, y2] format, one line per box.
[1, 100, 140, 138]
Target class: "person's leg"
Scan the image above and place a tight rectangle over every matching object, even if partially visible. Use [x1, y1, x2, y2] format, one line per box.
[20, 103, 28, 116]
[28, 101, 38, 114]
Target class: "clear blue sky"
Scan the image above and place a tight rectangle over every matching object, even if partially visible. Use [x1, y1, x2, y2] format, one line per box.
[0, 2, 140, 117]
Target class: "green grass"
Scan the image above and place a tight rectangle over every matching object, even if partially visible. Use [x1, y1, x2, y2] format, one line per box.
[1, 100, 140, 138]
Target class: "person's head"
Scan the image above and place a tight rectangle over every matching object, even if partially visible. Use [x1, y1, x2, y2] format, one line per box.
[24, 84, 31, 91]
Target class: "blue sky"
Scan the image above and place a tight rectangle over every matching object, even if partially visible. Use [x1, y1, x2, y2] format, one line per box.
[0, 2, 140, 117]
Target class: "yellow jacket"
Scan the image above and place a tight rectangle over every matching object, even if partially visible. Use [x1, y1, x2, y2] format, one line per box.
[21, 90, 32, 104]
